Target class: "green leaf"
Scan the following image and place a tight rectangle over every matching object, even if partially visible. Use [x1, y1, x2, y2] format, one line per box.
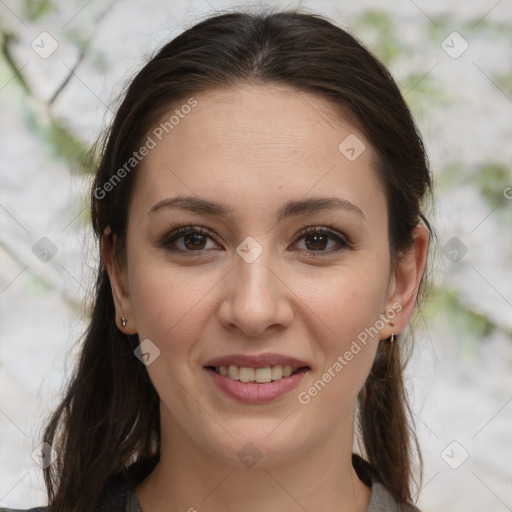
[427, 287, 499, 351]
[352, 10, 407, 65]
[22, 0, 56, 22]
[474, 162, 512, 207]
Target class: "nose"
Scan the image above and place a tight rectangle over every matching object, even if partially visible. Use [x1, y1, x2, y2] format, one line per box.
[217, 246, 294, 338]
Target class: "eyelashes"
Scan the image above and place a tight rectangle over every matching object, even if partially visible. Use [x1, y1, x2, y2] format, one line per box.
[294, 225, 352, 253]
[158, 222, 353, 256]
[160, 224, 219, 252]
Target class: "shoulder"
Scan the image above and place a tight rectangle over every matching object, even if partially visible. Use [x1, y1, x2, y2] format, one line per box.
[0, 473, 130, 512]
[95, 473, 129, 512]
[0, 508, 47, 512]
[352, 454, 422, 512]
[367, 482, 421, 512]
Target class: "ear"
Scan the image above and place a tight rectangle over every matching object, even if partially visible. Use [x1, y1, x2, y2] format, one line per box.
[380, 223, 429, 339]
[102, 226, 137, 335]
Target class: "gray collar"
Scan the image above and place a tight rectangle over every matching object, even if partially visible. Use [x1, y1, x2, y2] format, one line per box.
[125, 479, 418, 512]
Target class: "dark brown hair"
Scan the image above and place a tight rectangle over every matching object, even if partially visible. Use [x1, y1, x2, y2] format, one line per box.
[42, 9, 432, 512]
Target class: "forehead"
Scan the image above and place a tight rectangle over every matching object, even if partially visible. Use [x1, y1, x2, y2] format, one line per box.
[149, 84, 363, 162]
[130, 84, 385, 223]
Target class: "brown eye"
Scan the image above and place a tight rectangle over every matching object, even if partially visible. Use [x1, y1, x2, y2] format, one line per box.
[161, 226, 219, 252]
[304, 232, 329, 251]
[294, 226, 351, 254]
[181, 232, 208, 250]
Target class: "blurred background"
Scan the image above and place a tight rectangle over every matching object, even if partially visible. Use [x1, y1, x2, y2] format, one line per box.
[0, 0, 511, 510]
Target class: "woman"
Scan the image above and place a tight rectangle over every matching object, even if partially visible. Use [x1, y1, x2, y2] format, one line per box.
[3, 9, 433, 512]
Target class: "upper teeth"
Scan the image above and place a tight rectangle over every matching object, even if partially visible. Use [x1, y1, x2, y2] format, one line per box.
[215, 365, 296, 383]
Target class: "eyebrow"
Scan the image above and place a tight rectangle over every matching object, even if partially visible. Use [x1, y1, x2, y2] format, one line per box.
[148, 195, 366, 222]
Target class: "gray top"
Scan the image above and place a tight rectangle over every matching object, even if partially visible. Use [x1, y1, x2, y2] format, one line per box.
[0, 457, 420, 512]
[124, 479, 419, 512]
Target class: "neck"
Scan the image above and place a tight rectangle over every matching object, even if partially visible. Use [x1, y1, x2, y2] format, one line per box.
[136, 405, 371, 512]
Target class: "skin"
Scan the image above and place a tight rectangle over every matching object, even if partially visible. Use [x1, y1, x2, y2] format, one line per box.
[103, 84, 429, 512]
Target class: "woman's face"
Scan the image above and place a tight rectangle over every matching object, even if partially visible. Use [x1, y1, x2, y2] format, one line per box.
[106, 84, 422, 467]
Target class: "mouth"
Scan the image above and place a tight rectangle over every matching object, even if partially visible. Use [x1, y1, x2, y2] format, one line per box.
[202, 353, 310, 403]
[204, 365, 309, 403]
[204, 364, 309, 383]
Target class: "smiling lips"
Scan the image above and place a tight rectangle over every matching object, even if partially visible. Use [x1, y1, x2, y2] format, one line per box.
[203, 352, 310, 403]
[212, 364, 297, 383]
[204, 352, 310, 369]
[204, 352, 310, 382]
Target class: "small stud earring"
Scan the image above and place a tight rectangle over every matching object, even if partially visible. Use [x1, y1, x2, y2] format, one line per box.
[121, 317, 127, 328]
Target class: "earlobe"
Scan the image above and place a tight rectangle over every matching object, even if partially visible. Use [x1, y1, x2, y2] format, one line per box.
[381, 223, 429, 339]
[101, 227, 137, 335]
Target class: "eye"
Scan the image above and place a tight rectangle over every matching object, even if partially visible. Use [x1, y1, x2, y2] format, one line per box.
[160, 225, 220, 252]
[293, 225, 351, 254]
[159, 223, 352, 255]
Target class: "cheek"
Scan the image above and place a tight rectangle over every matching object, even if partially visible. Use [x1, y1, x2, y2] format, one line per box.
[300, 261, 390, 342]
[130, 269, 207, 341]
[126, 249, 223, 360]
[294, 262, 389, 402]
[125, 257, 222, 411]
